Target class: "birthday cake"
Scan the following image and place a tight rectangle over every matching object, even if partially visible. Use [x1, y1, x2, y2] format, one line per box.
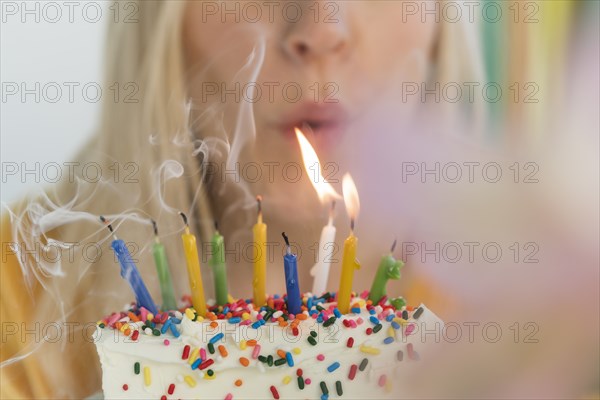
[94, 293, 443, 399]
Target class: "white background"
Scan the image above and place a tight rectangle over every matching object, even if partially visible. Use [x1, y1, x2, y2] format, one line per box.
[1, 0, 107, 202]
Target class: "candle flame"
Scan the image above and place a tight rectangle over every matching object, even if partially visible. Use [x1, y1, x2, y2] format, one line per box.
[342, 173, 360, 222]
[295, 127, 341, 203]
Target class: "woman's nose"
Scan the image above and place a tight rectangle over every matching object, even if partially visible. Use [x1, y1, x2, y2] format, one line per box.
[282, 2, 350, 63]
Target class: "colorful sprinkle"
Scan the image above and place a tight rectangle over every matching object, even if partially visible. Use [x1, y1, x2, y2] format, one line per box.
[346, 337, 354, 348]
[359, 358, 369, 371]
[182, 345, 190, 360]
[297, 376, 305, 390]
[335, 380, 343, 396]
[199, 359, 214, 370]
[413, 307, 424, 319]
[327, 362, 340, 372]
[283, 375, 292, 385]
[235, 379, 243, 386]
[184, 375, 196, 388]
[209, 332, 224, 344]
[169, 323, 180, 338]
[348, 364, 358, 380]
[168, 383, 175, 395]
[378, 374, 387, 387]
[218, 345, 228, 357]
[274, 358, 287, 366]
[270, 385, 280, 399]
[285, 352, 294, 367]
[160, 318, 172, 334]
[320, 381, 329, 395]
[316, 354, 325, 361]
[143, 366, 151, 386]
[407, 343, 420, 360]
[188, 348, 199, 364]
[384, 337, 394, 344]
[360, 345, 381, 355]
[252, 344, 262, 359]
[134, 362, 140, 375]
[239, 357, 249, 367]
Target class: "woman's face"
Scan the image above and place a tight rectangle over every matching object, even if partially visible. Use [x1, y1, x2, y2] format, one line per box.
[183, 1, 437, 228]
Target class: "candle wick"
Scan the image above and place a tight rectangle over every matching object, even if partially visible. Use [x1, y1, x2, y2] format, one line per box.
[350, 219, 355, 232]
[100, 215, 115, 234]
[281, 232, 291, 254]
[214, 220, 219, 233]
[256, 195, 263, 217]
[151, 219, 158, 236]
[178, 211, 189, 227]
[99, 216, 119, 240]
[328, 201, 336, 224]
[390, 239, 397, 253]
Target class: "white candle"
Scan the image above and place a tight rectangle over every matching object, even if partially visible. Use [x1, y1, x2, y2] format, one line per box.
[311, 209, 336, 296]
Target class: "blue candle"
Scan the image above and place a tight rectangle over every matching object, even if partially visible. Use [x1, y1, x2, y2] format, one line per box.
[282, 232, 301, 315]
[101, 217, 158, 314]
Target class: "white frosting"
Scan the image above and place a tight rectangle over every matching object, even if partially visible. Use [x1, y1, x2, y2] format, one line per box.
[95, 304, 443, 399]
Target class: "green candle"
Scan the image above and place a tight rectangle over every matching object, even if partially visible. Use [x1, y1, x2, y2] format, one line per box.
[151, 220, 177, 311]
[210, 224, 229, 306]
[368, 240, 404, 304]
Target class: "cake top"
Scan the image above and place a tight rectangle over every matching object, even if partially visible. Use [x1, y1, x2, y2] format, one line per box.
[97, 291, 413, 335]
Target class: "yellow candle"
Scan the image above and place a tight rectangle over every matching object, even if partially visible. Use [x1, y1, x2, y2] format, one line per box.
[179, 212, 207, 316]
[252, 196, 267, 307]
[338, 173, 361, 314]
[338, 230, 361, 314]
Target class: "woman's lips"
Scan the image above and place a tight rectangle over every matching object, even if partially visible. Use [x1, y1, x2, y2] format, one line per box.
[278, 103, 350, 149]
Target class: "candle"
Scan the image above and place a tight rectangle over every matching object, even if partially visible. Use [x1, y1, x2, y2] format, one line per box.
[210, 222, 229, 306]
[100, 216, 158, 314]
[295, 128, 341, 296]
[368, 240, 404, 304]
[151, 219, 178, 311]
[252, 196, 267, 307]
[179, 212, 207, 316]
[311, 202, 337, 296]
[282, 232, 302, 315]
[337, 174, 361, 314]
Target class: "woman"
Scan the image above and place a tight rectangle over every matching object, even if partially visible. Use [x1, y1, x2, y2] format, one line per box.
[7, 1, 596, 399]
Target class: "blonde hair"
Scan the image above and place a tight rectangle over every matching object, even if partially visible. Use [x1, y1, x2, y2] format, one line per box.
[2, 1, 484, 397]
